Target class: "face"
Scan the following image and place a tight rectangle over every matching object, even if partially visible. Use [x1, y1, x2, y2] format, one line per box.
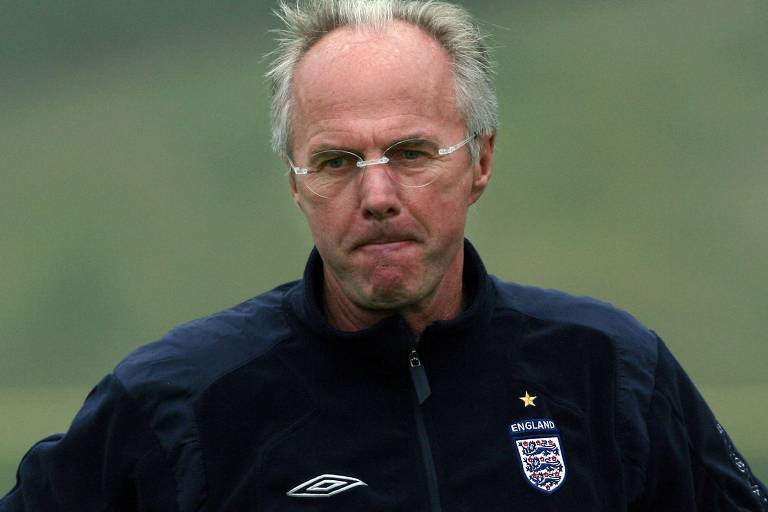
[289, 22, 493, 318]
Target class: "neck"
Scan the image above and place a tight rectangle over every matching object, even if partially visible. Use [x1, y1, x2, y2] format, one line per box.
[322, 248, 466, 336]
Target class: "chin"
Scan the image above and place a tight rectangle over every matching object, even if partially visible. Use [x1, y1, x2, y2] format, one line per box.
[360, 273, 427, 310]
[359, 291, 418, 311]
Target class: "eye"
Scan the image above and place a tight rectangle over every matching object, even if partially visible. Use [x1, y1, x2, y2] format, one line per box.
[385, 139, 439, 166]
[388, 146, 430, 164]
[310, 151, 359, 173]
[401, 149, 424, 160]
[324, 157, 346, 169]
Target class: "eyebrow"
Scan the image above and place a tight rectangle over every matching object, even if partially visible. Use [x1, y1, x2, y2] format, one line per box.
[307, 132, 436, 156]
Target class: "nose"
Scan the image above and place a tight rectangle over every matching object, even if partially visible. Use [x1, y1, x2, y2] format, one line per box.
[358, 165, 401, 220]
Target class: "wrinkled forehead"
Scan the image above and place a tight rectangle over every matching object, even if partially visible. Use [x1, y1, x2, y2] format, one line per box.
[291, 21, 459, 125]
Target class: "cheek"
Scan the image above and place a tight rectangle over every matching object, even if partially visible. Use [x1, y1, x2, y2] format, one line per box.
[420, 185, 471, 232]
[301, 199, 350, 245]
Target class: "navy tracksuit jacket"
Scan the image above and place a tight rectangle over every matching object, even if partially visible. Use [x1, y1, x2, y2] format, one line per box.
[2, 241, 766, 511]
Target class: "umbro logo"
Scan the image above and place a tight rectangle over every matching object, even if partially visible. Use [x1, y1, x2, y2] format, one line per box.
[287, 474, 367, 498]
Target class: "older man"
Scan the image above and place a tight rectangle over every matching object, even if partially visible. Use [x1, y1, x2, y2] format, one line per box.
[2, 0, 766, 511]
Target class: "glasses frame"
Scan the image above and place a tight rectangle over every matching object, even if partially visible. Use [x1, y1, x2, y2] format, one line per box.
[288, 133, 476, 198]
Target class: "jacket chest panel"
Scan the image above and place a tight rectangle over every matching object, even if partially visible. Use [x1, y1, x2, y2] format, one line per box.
[195, 335, 623, 511]
[415, 367, 615, 510]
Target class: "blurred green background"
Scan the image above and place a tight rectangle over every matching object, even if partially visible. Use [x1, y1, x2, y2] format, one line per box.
[1, 0, 766, 493]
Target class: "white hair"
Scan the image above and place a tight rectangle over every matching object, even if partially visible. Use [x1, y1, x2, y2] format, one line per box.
[266, 0, 498, 162]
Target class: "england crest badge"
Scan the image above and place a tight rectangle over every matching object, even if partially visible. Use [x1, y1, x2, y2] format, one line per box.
[508, 418, 566, 494]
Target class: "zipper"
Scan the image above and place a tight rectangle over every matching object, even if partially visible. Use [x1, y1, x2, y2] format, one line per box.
[409, 348, 442, 512]
[409, 349, 431, 404]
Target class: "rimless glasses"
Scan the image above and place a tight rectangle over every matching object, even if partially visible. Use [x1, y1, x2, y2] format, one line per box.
[288, 134, 475, 198]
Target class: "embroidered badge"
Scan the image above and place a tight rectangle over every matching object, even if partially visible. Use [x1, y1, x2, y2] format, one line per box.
[508, 419, 566, 494]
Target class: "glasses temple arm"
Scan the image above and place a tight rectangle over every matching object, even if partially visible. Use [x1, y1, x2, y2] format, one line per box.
[437, 133, 477, 156]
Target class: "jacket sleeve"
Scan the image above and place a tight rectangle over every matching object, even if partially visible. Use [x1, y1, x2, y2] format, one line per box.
[0, 374, 177, 512]
[632, 337, 767, 511]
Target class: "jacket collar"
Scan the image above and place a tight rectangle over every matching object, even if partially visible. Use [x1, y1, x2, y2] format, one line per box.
[283, 239, 496, 366]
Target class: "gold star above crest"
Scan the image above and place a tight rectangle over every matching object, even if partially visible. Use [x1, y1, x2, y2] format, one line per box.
[519, 391, 537, 408]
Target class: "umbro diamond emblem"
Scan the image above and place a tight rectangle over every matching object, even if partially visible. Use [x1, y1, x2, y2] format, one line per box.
[286, 474, 368, 498]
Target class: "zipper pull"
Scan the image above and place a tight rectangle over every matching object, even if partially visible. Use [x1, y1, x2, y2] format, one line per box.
[409, 349, 432, 405]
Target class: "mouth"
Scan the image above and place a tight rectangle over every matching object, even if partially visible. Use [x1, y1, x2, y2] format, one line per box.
[354, 237, 416, 251]
[364, 240, 412, 248]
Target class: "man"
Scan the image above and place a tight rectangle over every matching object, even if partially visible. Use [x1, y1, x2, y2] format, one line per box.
[2, 0, 766, 510]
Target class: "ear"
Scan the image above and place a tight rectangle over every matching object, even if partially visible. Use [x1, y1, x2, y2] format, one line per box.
[468, 133, 495, 205]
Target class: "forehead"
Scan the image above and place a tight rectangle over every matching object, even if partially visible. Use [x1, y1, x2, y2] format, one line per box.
[291, 22, 461, 150]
